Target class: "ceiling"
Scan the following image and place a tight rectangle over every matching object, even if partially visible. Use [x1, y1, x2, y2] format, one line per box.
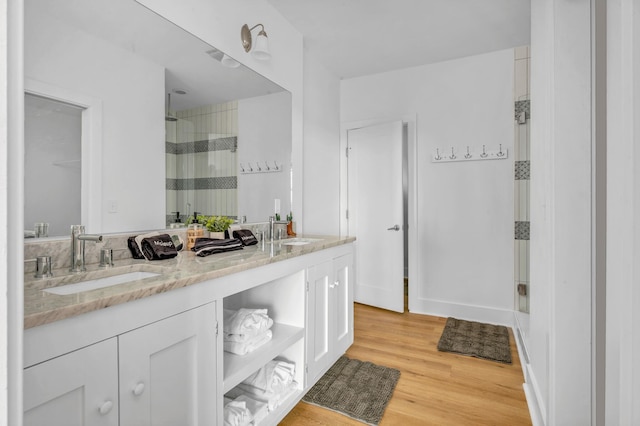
[266, 0, 531, 79]
[31, 0, 285, 111]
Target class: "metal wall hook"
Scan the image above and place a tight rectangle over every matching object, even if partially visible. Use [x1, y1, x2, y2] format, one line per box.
[248, 162, 253, 172]
[464, 146, 472, 159]
[240, 163, 245, 172]
[435, 148, 442, 161]
[256, 162, 262, 171]
[273, 160, 279, 170]
[265, 161, 270, 171]
[449, 147, 456, 160]
[480, 145, 488, 158]
[497, 144, 505, 157]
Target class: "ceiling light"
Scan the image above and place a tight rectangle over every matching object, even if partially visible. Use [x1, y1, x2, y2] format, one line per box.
[221, 54, 241, 68]
[241, 23, 271, 60]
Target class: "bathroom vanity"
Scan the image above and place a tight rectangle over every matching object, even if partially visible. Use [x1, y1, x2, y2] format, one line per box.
[23, 235, 355, 425]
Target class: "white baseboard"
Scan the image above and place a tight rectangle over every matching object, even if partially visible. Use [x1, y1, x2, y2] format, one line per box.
[408, 298, 515, 328]
[513, 312, 546, 426]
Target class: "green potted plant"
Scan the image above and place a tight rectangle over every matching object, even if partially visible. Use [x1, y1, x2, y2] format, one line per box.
[186, 215, 234, 239]
[204, 215, 234, 239]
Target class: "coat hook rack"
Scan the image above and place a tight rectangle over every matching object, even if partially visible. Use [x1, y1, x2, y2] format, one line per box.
[432, 145, 509, 163]
[239, 160, 283, 174]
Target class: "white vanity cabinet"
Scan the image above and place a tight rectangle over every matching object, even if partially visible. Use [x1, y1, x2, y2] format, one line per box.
[24, 302, 217, 426]
[24, 238, 355, 425]
[24, 338, 119, 426]
[118, 302, 217, 426]
[306, 252, 354, 383]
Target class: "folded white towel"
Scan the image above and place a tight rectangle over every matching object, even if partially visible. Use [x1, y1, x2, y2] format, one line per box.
[227, 381, 299, 412]
[235, 394, 268, 424]
[242, 359, 295, 394]
[224, 329, 273, 355]
[224, 308, 273, 340]
[223, 399, 253, 426]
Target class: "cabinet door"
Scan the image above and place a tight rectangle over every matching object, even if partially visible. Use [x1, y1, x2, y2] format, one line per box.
[334, 253, 354, 355]
[306, 260, 334, 383]
[24, 338, 118, 426]
[118, 302, 217, 426]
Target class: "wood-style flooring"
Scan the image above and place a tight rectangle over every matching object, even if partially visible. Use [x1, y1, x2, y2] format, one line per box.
[280, 302, 532, 425]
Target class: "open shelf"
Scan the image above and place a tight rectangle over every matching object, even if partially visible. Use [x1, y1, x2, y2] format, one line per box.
[223, 322, 304, 394]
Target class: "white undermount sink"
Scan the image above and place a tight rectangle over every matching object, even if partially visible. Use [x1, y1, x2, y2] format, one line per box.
[44, 271, 161, 295]
[279, 238, 322, 246]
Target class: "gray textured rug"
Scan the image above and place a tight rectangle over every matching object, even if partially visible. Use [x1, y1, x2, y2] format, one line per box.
[437, 317, 512, 364]
[302, 356, 400, 425]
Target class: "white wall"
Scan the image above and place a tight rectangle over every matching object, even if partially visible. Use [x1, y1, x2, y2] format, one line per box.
[302, 52, 341, 235]
[341, 49, 515, 325]
[238, 92, 292, 222]
[528, 0, 593, 423]
[606, 0, 640, 424]
[25, 4, 165, 234]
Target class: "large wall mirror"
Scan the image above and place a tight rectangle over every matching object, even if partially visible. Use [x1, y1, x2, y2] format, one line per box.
[25, 0, 292, 238]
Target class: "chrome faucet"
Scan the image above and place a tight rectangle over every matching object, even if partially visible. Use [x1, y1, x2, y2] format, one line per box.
[70, 225, 103, 272]
[268, 216, 275, 241]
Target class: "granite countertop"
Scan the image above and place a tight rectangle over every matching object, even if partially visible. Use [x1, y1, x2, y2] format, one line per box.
[24, 235, 355, 329]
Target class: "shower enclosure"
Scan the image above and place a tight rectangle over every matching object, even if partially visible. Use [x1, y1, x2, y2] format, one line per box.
[165, 99, 239, 226]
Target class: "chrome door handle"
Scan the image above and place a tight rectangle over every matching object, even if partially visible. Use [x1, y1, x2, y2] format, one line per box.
[387, 225, 400, 231]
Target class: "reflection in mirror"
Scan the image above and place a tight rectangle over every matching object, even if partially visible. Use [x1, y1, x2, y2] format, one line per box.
[25, 0, 292, 237]
[24, 94, 82, 238]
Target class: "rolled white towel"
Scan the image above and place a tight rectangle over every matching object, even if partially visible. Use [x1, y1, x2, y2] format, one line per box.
[223, 308, 273, 340]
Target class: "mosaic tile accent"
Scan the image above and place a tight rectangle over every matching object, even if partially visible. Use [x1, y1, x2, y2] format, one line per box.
[515, 100, 530, 121]
[515, 221, 530, 240]
[166, 177, 237, 191]
[165, 141, 178, 155]
[165, 136, 237, 155]
[515, 161, 530, 180]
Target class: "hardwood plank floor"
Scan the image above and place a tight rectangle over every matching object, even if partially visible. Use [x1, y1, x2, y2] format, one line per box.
[280, 303, 532, 425]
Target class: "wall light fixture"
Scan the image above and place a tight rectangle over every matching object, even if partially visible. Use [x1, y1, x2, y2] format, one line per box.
[241, 23, 271, 60]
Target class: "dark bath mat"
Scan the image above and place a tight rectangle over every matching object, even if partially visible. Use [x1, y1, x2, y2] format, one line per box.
[302, 356, 400, 425]
[437, 317, 512, 364]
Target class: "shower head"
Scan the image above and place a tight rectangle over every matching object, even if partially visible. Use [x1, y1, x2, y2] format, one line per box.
[165, 93, 177, 122]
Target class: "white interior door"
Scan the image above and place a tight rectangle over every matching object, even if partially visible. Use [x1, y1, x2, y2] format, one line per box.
[348, 121, 404, 312]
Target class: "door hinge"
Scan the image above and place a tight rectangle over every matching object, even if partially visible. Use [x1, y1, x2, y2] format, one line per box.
[305, 364, 308, 373]
[215, 321, 219, 336]
[306, 281, 309, 292]
[345, 209, 349, 220]
[346, 146, 350, 157]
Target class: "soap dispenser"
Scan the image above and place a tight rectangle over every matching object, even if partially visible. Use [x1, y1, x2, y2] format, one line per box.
[170, 211, 184, 229]
[186, 212, 204, 251]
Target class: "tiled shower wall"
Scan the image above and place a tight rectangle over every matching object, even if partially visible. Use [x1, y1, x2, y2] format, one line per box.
[514, 46, 530, 313]
[166, 101, 238, 225]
